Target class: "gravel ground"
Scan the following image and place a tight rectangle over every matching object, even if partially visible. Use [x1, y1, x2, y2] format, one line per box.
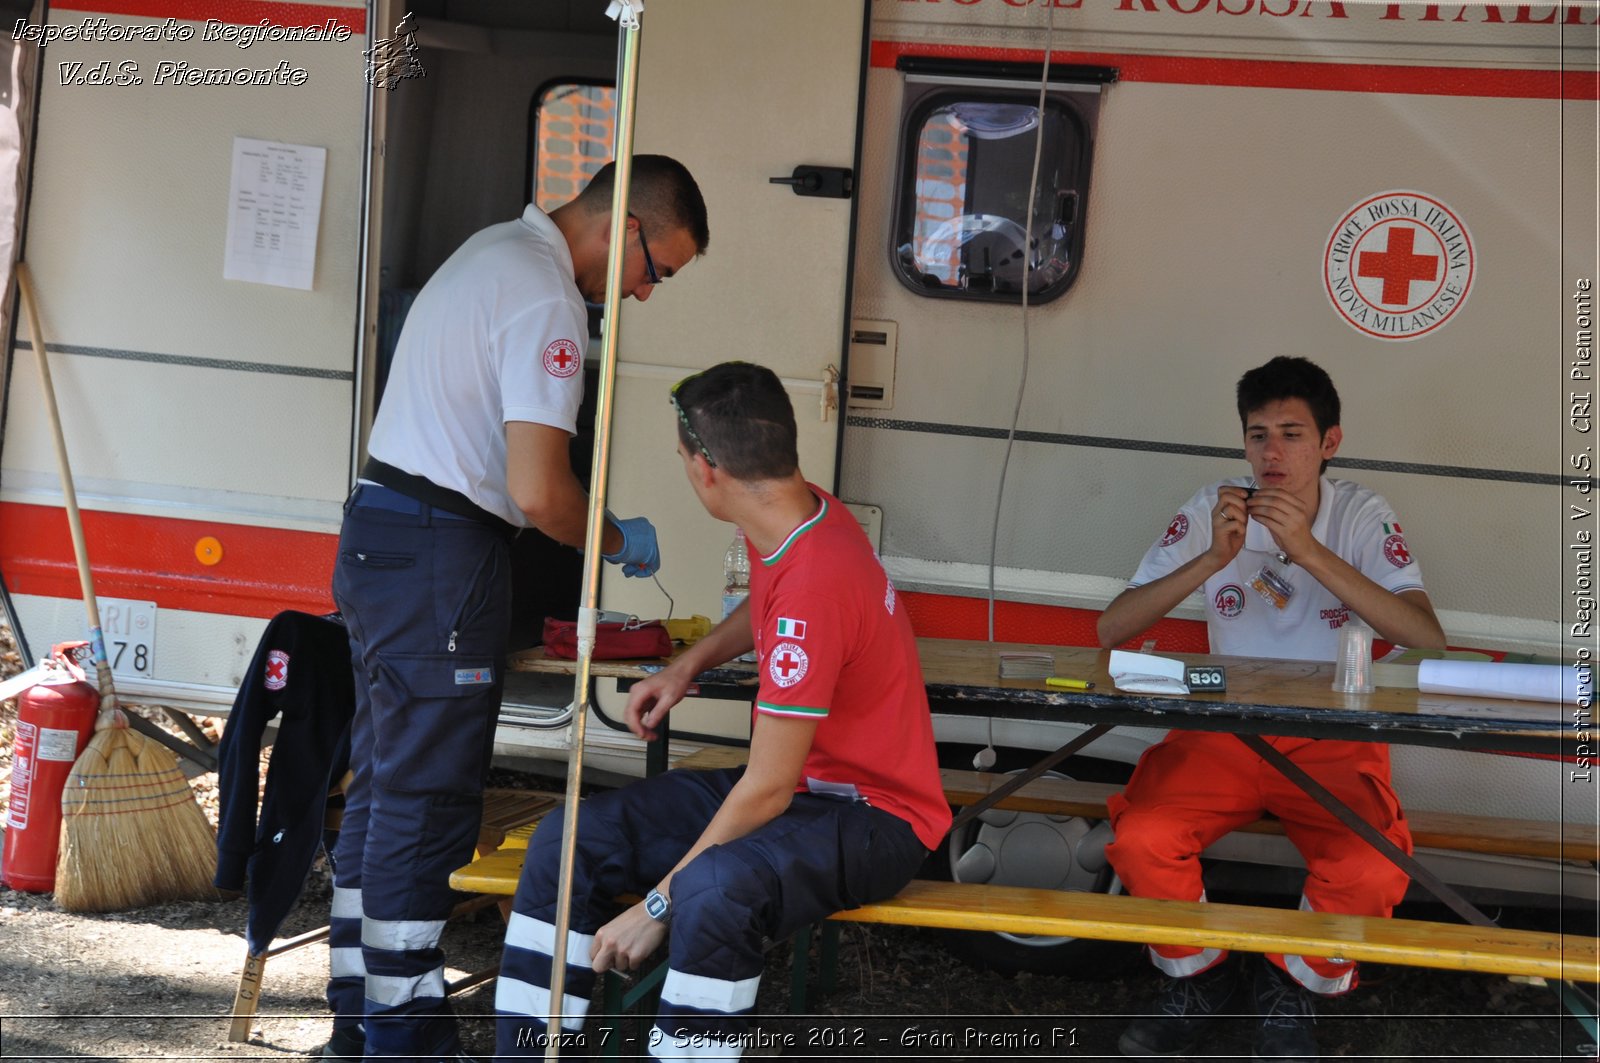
[1, 623, 1596, 1061]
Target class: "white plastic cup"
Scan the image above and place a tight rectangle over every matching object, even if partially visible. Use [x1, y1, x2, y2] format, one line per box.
[1332, 623, 1374, 694]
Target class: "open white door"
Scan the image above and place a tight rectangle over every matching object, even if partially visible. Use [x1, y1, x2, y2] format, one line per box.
[600, 0, 865, 644]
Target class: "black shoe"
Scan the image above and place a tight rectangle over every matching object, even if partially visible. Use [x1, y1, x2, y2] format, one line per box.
[317, 1025, 363, 1062]
[1119, 961, 1237, 1057]
[1251, 961, 1319, 1061]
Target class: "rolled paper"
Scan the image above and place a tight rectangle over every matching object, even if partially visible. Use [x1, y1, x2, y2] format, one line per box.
[1417, 659, 1592, 706]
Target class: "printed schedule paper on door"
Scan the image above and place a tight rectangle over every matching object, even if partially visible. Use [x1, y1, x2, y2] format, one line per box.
[223, 137, 326, 290]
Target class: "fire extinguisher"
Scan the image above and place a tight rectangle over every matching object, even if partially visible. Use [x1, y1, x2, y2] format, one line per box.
[2, 642, 99, 892]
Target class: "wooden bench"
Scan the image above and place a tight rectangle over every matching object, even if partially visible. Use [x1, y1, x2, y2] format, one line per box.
[454, 843, 1599, 1058]
[674, 747, 1600, 862]
[449, 762, 1597, 1045]
[449, 847, 1597, 980]
[939, 768, 1600, 863]
[834, 880, 1596, 980]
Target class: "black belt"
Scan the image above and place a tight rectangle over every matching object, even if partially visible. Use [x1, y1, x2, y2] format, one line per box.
[358, 458, 518, 539]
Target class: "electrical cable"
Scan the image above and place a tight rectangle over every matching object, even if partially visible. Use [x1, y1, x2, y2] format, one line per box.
[652, 572, 674, 620]
[976, 2, 1057, 771]
[986, 1, 1058, 646]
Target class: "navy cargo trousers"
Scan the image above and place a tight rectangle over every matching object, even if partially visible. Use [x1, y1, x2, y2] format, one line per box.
[327, 484, 513, 1062]
[494, 767, 928, 1060]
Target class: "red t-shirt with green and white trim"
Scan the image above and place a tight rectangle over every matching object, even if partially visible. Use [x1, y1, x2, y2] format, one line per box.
[747, 486, 951, 850]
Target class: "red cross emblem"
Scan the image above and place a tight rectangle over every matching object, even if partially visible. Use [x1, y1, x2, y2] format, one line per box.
[542, 338, 580, 378]
[1383, 534, 1412, 569]
[265, 649, 290, 691]
[1324, 192, 1474, 341]
[767, 641, 809, 687]
[1357, 226, 1438, 306]
[1159, 513, 1189, 547]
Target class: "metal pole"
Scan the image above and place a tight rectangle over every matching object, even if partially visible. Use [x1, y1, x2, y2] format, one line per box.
[544, 13, 643, 1059]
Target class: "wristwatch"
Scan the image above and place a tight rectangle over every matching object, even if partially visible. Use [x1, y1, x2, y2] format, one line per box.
[644, 888, 672, 926]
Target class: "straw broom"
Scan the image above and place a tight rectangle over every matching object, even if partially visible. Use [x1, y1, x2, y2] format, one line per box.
[16, 264, 217, 911]
[56, 724, 219, 911]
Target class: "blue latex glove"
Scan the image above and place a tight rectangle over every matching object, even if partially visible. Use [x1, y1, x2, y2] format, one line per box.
[603, 514, 660, 578]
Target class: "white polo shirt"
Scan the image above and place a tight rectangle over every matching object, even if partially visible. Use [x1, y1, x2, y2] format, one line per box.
[367, 205, 588, 527]
[1128, 476, 1427, 662]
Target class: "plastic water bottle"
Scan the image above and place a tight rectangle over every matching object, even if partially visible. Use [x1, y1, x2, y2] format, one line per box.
[722, 529, 755, 662]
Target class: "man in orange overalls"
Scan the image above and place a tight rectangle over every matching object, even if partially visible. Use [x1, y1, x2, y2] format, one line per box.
[1097, 357, 1446, 1061]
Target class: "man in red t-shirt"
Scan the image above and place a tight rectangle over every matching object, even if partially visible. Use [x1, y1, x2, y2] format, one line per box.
[494, 361, 950, 1059]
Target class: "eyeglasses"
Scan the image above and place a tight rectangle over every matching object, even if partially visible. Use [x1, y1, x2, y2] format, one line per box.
[630, 212, 662, 286]
[669, 374, 716, 467]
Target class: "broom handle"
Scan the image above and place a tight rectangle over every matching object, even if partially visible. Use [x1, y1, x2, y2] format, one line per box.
[18, 263, 118, 714]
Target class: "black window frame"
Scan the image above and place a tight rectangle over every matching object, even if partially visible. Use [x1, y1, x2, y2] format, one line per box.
[525, 76, 616, 212]
[527, 77, 616, 336]
[890, 63, 1110, 306]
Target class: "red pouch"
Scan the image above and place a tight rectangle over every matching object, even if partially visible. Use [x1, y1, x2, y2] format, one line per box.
[541, 616, 673, 660]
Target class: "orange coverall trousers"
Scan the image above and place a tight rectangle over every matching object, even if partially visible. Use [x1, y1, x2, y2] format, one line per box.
[1105, 730, 1412, 994]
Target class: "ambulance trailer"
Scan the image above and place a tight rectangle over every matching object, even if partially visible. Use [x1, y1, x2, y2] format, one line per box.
[0, 0, 1594, 970]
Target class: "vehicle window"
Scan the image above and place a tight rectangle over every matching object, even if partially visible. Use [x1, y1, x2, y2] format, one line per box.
[530, 81, 615, 211]
[894, 88, 1094, 304]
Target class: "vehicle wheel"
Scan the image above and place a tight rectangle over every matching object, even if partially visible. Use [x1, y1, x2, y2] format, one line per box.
[936, 750, 1141, 977]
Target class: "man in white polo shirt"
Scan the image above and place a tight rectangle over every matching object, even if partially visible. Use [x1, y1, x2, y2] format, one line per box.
[324, 157, 708, 1063]
[1097, 356, 1446, 1063]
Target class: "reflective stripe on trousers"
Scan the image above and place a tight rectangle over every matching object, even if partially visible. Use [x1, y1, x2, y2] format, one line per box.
[494, 768, 928, 1060]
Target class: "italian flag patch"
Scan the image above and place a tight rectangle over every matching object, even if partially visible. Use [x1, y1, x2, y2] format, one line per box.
[1383, 522, 1403, 534]
[776, 617, 807, 639]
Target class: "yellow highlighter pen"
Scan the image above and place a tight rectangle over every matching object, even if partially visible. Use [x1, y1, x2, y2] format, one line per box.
[1045, 676, 1095, 690]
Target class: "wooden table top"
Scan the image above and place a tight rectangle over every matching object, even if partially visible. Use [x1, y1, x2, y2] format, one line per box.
[509, 637, 1572, 752]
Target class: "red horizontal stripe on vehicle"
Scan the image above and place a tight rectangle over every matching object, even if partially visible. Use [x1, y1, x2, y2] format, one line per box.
[50, 0, 364, 33]
[900, 589, 1210, 652]
[0, 502, 336, 619]
[870, 40, 1599, 100]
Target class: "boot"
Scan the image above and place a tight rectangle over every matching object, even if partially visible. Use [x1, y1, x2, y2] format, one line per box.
[1118, 959, 1237, 1057]
[1252, 959, 1320, 1062]
[316, 1024, 363, 1062]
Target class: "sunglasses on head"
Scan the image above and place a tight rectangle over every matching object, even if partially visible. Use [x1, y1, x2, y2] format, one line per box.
[669, 374, 715, 467]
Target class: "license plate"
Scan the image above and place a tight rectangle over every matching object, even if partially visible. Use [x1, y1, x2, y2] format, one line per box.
[99, 597, 157, 680]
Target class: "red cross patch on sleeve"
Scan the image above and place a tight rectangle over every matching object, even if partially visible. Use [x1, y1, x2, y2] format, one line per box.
[265, 649, 290, 691]
[542, 339, 580, 378]
[768, 642, 809, 688]
[1383, 534, 1412, 568]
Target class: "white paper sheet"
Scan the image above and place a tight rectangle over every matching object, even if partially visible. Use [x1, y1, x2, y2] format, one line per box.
[1109, 649, 1190, 695]
[1416, 659, 1591, 705]
[223, 138, 326, 290]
